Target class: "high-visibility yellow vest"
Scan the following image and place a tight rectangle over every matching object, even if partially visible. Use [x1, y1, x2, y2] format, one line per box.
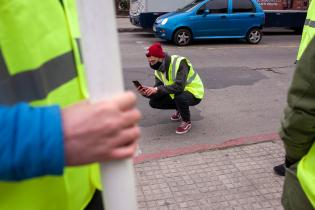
[296, 0, 315, 60]
[154, 55, 204, 99]
[0, 1, 101, 210]
[298, 143, 315, 208]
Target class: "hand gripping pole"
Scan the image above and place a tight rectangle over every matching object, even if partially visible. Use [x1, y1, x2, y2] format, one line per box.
[77, 1, 138, 209]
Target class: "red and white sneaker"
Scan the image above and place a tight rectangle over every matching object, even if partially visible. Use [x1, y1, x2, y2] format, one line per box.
[170, 111, 181, 121]
[176, 121, 192, 134]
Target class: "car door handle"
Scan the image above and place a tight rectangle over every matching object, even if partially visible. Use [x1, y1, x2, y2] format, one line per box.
[249, 14, 256, 17]
[221, 15, 227, 19]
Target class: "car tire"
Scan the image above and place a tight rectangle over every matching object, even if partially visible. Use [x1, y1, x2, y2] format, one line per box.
[291, 27, 303, 34]
[246, 28, 262, 44]
[173, 28, 192, 46]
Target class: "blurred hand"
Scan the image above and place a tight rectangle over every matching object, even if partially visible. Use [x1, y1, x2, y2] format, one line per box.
[62, 91, 141, 166]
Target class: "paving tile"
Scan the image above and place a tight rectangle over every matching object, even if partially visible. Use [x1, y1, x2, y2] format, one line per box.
[135, 141, 285, 209]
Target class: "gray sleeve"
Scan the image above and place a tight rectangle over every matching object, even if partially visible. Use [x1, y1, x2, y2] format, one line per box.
[157, 59, 189, 95]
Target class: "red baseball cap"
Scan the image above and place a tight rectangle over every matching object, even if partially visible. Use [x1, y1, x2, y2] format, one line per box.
[146, 42, 165, 58]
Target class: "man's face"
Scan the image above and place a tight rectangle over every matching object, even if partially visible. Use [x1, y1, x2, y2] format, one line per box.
[147, 56, 160, 65]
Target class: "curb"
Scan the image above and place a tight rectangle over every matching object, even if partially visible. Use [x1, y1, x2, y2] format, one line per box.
[133, 133, 280, 164]
[118, 28, 146, 33]
[116, 15, 129, 18]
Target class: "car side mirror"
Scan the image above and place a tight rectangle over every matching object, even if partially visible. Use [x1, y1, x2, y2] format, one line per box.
[203, 9, 210, 16]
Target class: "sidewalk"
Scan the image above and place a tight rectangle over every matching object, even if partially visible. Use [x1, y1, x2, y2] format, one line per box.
[118, 15, 287, 209]
[134, 140, 285, 210]
[116, 17, 145, 33]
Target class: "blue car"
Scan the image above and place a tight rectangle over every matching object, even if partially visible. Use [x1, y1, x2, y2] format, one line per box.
[153, 0, 265, 46]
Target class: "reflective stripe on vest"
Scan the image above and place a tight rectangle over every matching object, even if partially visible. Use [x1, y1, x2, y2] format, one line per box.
[0, 50, 77, 105]
[154, 56, 179, 86]
[297, 37, 315, 208]
[186, 68, 197, 85]
[0, 1, 100, 210]
[297, 0, 315, 60]
[304, 19, 315, 28]
[154, 55, 204, 99]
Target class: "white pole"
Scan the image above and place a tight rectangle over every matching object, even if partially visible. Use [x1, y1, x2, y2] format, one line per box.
[77, 1, 138, 210]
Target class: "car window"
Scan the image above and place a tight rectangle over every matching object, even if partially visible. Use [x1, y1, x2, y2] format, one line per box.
[177, 0, 205, 12]
[232, 0, 256, 13]
[197, 0, 228, 14]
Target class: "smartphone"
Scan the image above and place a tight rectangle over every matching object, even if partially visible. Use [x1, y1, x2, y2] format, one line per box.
[132, 80, 143, 88]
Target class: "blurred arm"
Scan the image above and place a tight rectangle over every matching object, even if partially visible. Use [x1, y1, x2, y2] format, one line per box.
[0, 103, 64, 181]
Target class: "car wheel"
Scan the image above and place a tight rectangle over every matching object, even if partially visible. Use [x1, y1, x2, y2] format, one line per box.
[291, 27, 303, 34]
[173, 28, 192, 46]
[246, 28, 262, 44]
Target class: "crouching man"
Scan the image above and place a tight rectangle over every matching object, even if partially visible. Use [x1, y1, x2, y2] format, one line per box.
[137, 42, 204, 134]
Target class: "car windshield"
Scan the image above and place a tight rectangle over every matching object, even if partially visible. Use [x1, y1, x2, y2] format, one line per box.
[177, 0, 205, 12]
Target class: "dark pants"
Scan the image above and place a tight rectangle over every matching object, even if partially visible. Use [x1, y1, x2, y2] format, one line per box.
[85, 190, 104, 210]
[149, 91, 201, 122]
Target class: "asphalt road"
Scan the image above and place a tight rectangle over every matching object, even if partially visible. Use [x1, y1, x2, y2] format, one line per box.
[118, 32, 301, 154]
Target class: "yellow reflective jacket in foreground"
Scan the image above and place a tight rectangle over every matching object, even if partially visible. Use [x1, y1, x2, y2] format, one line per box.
[0, 0, 101, 209]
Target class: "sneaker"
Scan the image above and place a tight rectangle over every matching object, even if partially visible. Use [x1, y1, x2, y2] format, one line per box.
[273, 163, 285, 176]
[170, 111, 181, 121]
[176, 121, 192, 134]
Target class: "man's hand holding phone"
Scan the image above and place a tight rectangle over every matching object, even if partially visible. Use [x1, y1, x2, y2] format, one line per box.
[133, 80, 146, 96]
[144, 87, 158, 96]
[137, 86, 147, 96]
[132, 81, 157, 97]
[137, 86, 158, 97]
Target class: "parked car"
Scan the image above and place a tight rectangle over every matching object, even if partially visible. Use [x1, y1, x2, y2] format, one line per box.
[153, 0, 265, 46]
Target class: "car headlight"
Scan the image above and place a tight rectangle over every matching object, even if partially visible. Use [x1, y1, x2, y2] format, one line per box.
[155, 18, 162, 24]
[161, 18, 168, 25]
